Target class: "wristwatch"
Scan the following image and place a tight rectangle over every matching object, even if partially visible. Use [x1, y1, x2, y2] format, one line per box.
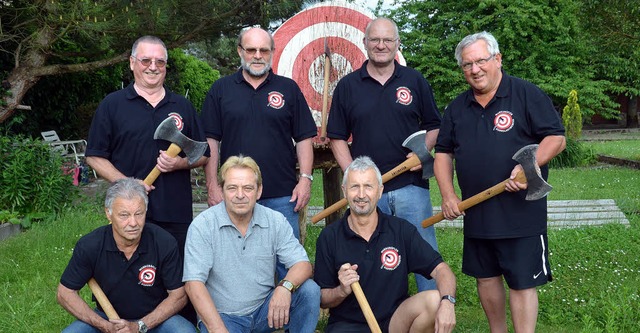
[299, 173, 314, 182]
[278, 279, 297, 293]
[137, 320, 148, 333]
[441, 295, 456, 305]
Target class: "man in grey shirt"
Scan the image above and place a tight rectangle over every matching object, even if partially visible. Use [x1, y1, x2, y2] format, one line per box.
[183, 155, 320, 333]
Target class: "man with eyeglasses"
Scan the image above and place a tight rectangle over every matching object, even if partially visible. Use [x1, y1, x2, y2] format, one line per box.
[86, 35, 208, 324]
[327, 17, 442, 293]
[434, 31, 566, 333]
[200, 27, 316, 279]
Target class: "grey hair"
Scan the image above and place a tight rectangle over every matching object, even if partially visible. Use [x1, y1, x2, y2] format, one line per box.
[105, 178, 148, 214]
[342, 156, 383, 186]
[365, 17, 400, 40]
[454, 31, 500, 66]
[237, 26, 275, 50]
[131, 35, 168, 59]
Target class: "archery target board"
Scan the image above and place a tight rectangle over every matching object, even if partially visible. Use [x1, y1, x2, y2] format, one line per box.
[272, 0, 406, 145]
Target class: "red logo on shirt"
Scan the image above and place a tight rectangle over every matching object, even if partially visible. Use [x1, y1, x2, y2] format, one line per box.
[267, 91, 285, 109]
[168, 112, 184, 131]
[396, 87, 413, 106]
[138, 265, 156, 286]
[493, 111, 514, 132]
[380, 247, 401, 271]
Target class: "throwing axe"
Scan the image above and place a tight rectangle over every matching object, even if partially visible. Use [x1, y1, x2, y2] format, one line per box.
[311, 130, 434, 224]
[422, 144, 552, 228]
[143, 117, 208, 186]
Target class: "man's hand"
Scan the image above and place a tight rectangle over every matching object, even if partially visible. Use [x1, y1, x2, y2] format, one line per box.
[337, 263, 359, 297]
[440, 194, 463, 220]
[506, 164, 528, 192]
[435, 300, 456, 333]
[268, 286, 292, 329]
[290, 178, 311, 212]
[207, 185, 223, 207]
[156, 150, 185, 173]
[407, 152, 423, 172]
[108, 319, 137, 333]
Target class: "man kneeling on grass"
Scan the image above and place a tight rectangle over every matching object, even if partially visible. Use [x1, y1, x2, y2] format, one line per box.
[57, 178, 195, 333]
[314, 156, 457, 333]
[183, 155, 320, 333]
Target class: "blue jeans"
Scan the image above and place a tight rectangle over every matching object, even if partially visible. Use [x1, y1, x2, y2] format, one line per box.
[377, 185, 439, 291]
[62, 309, 196, 333]
[258, 196, 300, 280]
[197, 280, 320, 333]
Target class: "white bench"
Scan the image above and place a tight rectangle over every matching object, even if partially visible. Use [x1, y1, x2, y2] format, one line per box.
[195, 199, 630, 229]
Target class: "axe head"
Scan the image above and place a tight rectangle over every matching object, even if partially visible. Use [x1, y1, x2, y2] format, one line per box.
[153, 117, 208, 165]
[512, 144, 553, 200]
[402, 130, 434, 180]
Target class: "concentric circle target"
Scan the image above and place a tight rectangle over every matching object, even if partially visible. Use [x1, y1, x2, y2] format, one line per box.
[272, 1, 406, 139]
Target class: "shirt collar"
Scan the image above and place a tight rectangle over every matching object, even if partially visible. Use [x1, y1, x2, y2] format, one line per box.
[359, 60, 402, 81]
[341, 208, 386, 240]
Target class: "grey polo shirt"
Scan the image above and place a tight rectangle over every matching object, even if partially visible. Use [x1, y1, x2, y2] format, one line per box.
[183, 203, 309, 316]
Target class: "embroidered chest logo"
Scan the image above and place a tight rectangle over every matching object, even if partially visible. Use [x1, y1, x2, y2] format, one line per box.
[138, 265, 157, 286]
[267, 91, 285, 109]
[396, 87, 413, 106]
[380, 247, 401, 271]
[493, 111, 514, 132]
[167, 112, 184, 131]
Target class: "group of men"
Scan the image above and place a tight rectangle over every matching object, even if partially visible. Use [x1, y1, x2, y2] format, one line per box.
[57, 16, 565, 333]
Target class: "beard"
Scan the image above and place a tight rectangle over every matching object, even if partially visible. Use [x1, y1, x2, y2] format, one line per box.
[241, 57, 272, 77]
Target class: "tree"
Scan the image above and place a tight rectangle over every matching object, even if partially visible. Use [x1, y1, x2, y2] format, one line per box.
[579, 0, 640, 126]
[391, 0, 621, 119]
[0, 0, 303, 123]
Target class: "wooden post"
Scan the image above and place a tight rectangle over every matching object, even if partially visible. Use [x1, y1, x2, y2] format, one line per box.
[322, 167, 344, 225]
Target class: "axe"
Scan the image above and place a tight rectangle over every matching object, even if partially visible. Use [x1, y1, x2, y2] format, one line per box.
[87, 278, 120, 319]
[311, 130, 434, 224]
[143, 117, 208, 186]
[352, 281, 382, 333]
[422, 144, 552, 228]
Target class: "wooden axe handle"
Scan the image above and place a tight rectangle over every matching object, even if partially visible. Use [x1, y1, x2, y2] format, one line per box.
[311, 155, 422, 224]
[422, 170, 527, 228]
[351, 281, 382, 333]
[87, 278, 120, 320]
[143, 143, 183, 186]
[320, 55, 331, 141]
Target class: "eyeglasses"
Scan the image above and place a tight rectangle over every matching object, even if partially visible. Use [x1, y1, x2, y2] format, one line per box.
[461, 55, 495, 71]
[239, 45, 272, 56]
[366, 38, 399, 46]
[133, 56, 167, 68]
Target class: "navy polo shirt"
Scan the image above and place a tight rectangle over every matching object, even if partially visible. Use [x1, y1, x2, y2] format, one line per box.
[86, 84, 209, 224]
[314, 209, 443, 331]
[201, 70, 317, 199]
[60, 224, 183, 319]
[436, 71, 565, 238]
[327, 60, 441, 192]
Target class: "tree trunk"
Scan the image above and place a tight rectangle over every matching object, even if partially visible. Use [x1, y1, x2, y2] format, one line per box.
[628, 95, 638, 128]
[0, 27, 129, 123]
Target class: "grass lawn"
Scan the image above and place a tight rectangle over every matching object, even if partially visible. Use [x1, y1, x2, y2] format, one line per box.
[1, 140, 639, 332]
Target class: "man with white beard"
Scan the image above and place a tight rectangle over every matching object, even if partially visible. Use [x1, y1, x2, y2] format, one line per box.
[200, 27, 316, 280]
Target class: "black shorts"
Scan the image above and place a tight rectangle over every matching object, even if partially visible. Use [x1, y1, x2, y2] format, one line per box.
[462, 234, 552, 290]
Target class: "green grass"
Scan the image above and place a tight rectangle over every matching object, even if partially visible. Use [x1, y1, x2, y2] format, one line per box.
[583, 140, 640, 161]
[2, 157, 639, 332]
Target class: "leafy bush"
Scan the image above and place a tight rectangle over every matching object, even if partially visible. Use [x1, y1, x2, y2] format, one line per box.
[0, 135, 77, 226]
[165, 49, 220, 112]
[549, 137, 596, 168]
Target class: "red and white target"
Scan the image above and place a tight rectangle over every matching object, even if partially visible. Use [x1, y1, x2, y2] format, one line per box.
[138, 266, 156, 286]
[493, 110, 514, 132]
[273, 0, 406, 145]
[167, 112, 184, 131]
[380, 247, 401, 271]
